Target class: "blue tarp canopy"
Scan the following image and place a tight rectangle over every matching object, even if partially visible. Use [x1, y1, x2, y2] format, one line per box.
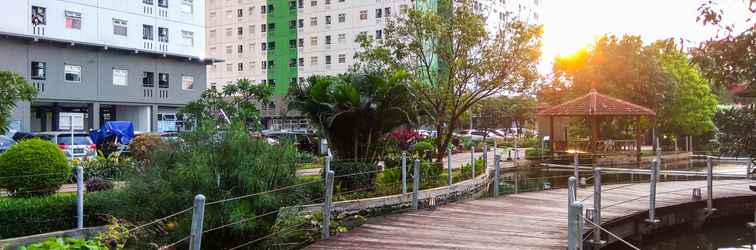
[90, 121, 135, 145]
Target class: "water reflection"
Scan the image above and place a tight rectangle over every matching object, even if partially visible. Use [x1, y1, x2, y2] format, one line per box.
[606, 216, 756, 250]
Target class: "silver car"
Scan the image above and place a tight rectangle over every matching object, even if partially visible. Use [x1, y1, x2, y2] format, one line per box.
[35, 132, 97, 159]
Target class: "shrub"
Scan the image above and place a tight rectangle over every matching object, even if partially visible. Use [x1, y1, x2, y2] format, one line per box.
[113, 123, 306, 249]
[460, 159, 485, 180]
[81, 152, 132, 180]
[85, 177, 113, 192]
[327, 160, 379, 192]
[0, 190, 127, 238]
[127, 133, 166, 161]
[411, 141, 433, 155]
[375, 167, 402, 195]
[375, 160, 443, 193]
[0, 138, 70, 196]
[18, 237, 107, 250]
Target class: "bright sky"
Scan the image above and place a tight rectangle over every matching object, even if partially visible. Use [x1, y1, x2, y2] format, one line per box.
[538, 0, 754, 74]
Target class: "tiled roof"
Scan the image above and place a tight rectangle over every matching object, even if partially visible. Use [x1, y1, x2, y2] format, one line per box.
[537, 89, 656, 116]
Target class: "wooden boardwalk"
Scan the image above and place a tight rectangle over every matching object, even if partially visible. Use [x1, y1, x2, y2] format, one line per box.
[308, 179, 756, 249]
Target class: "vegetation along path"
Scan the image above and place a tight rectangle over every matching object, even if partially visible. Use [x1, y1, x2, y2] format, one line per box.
[308, 179, 756, 249]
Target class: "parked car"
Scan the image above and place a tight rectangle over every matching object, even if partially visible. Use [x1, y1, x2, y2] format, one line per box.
[0, 135, 16, 153]
[454, 129, 503, 141]
[263, 130, 318, 153]
[35, 132, 96, 159]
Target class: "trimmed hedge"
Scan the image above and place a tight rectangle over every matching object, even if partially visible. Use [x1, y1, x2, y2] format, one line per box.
[0, 190, 127, 239]
[0, 139, 70, 196]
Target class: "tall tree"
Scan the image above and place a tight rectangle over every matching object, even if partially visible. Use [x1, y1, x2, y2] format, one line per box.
[354, 0, 542, 161]
[0, 71, 37, 132]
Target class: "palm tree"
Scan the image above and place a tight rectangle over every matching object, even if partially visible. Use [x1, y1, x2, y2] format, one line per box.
[288, 70, 418, 163]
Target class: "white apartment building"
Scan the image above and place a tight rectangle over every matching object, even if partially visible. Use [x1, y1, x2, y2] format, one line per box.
[205, 0, 540, 130]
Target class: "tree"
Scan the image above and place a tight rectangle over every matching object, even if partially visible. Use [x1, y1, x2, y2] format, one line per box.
[354, 0, 542, 161]
[715, 106, 756, 157]
[539, 36, 718, 138]
[288, 70, 418, 162]
[0, 70, 37, 132]
[181, 79, 272, 129]
[692, 0, 755, 92]
[474, 95, 537, 131]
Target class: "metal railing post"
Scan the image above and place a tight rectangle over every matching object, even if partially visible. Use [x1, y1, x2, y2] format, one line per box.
[402, 151, 407, 193]
[747, 156, 753, 180]
[573, 153, 580, 182]
[646, 160, 660, 223]
[470, 145, 476, 178]
[589, 167, 605, 246]
[189, 194, 206, 250]
[322, 170, 335, 239]
[324, 154, 332, 174]
[412, 159, 420, 209]
[76, 165, 84, 229]
[568, 176, 577, 205]
[447, 148, 452, 186]
[706, 157, 715, 213]
[494, 155, 501, 196]
[514, 174, 519, 194]
[568, 201, 584, 250]
[483, 144, 488, 170]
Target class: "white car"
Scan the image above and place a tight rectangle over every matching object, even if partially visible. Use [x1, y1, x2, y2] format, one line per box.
[35, 132, 97, 159]
[454, 129, 502, 141]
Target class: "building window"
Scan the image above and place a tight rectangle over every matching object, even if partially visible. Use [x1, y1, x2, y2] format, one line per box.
[268, 4, 275, 12]
[400, 4, 408, 14]
[182, 76, 194, 90]
[158, 27, 169, 42]
[226, 45, 232, 54]
[310, 0, 317, 7]
[261, 61, 267, 70]
[325, 0, 331, 4]
[64, 64, 82, 82]
[338, 13, 346, 23]
[31, 62, 46, 80]
[113, 69, 128, 86]
[31, 6, 46, 26]
[325, 55, 332, 65]
[226, 63, 233, 71]
[310, 17, 318, 26]
[182, 31, 194, 46]
[143, 0, 154, 4]
[158, 0, 168, 8]
[289, 20, 297, 29]
[225, 10, 233, 19]
[268, 42, 276, 50]
[249, 25, 255, 33]
[65, 11, 81, 30]
[289, 58, 297, 68]
[310, 36, 318, 46]
[238, 63, 244, 71]
[143, 25, 154, 40]
[298, 19, 304, 28]
[181, 0, 193, 13]
[261, 5, 267, 14]
[261, 24, 267, 32]
[298, 58, 304, 67]
[298, 38, 304, 47]
[289, 1, 296, 10]
[375, 8, 382, 18]
[325, 15, 332, 24]
[337, 33, 346, 43]
[261, 42, 267, 51]
[249, 61, 256, 70]
[158, 73, 169, 88]
[384, 7, 391, 16]
[338, 54, 346, 64]
[289, 39, 296, 48]
[113, 19, 128, 36]
[237, 27, 243, 36]
[237, 8, 243, 17]
[268, 23, 276, 32]
[238, 44, 244, 54]
[310, 56, 318, 65]
[375, 29, 383, 39]
[360, 10, 368, 20]
[143, 72, 155, 87]
[325, 35, 331, 45]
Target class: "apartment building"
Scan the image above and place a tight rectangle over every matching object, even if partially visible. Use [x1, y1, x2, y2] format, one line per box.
[1, 0, 211, 133]
[206, 0, 540, 130]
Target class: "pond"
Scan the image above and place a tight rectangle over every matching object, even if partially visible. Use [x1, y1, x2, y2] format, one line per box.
[605, 215, 756, 250]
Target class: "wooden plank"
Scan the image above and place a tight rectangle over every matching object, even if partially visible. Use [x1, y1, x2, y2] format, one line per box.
[307, 180, 756, 249]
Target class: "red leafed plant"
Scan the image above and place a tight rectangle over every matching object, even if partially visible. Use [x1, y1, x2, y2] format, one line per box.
[384, 127, 421, 151]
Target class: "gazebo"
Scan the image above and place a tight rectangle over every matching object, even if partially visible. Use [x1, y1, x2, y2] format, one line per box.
[537, 89, 656, 162]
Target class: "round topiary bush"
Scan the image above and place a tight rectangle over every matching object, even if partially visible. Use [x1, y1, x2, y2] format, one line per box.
[0, 138, 71, 196]
[128, 133, 166, 161]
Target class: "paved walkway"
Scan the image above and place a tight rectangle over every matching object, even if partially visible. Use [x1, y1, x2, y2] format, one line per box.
[307, 179, 756, 249]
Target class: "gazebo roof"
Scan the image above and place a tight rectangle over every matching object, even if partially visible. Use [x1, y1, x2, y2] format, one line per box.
[537, 89, 656, 117]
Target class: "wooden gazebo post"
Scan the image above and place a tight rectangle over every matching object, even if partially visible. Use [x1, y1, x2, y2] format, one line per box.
[549, 116, 555, 154]
[635, 116, 642, 164]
